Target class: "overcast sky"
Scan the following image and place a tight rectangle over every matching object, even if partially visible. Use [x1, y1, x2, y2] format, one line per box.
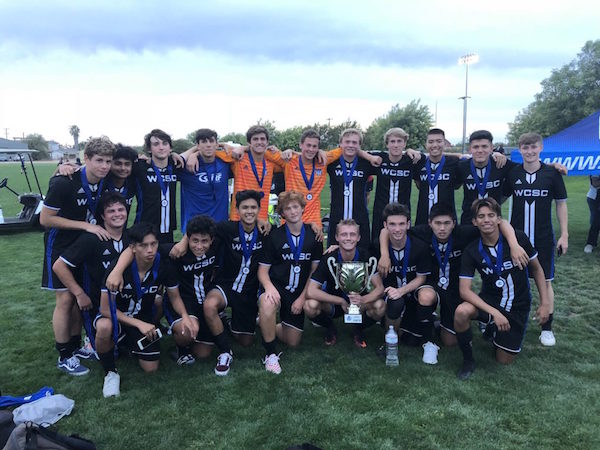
[0, 0, 596, 147]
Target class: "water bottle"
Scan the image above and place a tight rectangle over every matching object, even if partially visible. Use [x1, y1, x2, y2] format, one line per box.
[385, 326, 399, 366]
[0, 207, 4, 224]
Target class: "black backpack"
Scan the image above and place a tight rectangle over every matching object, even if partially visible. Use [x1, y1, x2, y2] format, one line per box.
[2, 421, 96, 450]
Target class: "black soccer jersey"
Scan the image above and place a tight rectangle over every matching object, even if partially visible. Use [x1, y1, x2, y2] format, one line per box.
[327, 156, 378, 245]
[259, 224, 323, 295]
[43, 173, 104, 250]
[215, 221, 265, 294]
[460, 231, 537, 312]
[311, 247, 375, 299]
[60, 230, 129, 307]
[504, 163, 567, 246]
[103, 173, 137, 215]
[102, 254, 178, 323]
[370, 152, 416, 242]
[413, 156, 461, 226]
[380, 236, 431, 289]
[457, 159, 517, 224]
[409, 224, 480, 293]
[132, 158, 178, 236]
[161, 242, 220, 307]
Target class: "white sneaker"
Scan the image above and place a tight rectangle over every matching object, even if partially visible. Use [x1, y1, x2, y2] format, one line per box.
[102, 371, 120, 398]
[584, 244, 593, 254]
[263, 353, 282, 374]
[215, 352, 233, 376]
[539, 330, 556, 347]
[422, 342, 440, 365]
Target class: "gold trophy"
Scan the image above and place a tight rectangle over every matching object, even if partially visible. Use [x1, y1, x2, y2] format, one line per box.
[326, 256, 377, 324]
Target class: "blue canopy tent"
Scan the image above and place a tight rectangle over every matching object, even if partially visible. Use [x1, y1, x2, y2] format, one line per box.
[511, 110, 600, 176]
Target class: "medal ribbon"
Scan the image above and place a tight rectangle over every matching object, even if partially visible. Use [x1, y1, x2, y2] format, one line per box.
[432, 235, 452, 280]
[341, 157, 358, 191]
[131, 252, 161, 302]
[389, 236, 411, 284]
[248, 152, 266, 189]
[285, 223, 305, 265]
[425, 155, 446, 194]
[470, 159, 491, 198]
[80, 167, 104, 218]
[478, 235, 504, 279]
[299, 158, 315, 192]
[151, 160, 173, 199]
[238, 222, 258, 263]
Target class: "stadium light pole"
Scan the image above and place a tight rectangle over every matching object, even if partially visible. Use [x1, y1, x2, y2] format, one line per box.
[458, 53, 479, 153]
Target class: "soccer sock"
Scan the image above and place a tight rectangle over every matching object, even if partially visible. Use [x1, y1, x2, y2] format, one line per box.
[214, 331, 232, 354]
[456, 329, 474, 362]
[177, 345, 192, 357]
[311, 312, 333, 329]
[417, 303, 437, 342]
[360, 315, 376, 331]
[70, 334, 82, 350]
[98, 351, 116, 374]
[56, 341, 72, 360]
[541, 313, 553, 331]
[262, 337, 277, 356]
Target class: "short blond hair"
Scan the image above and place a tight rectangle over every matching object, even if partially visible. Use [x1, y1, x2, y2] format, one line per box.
[384, 128, 409, 145]
[339, 128, 363, 145]
[84, 136, 115, 158]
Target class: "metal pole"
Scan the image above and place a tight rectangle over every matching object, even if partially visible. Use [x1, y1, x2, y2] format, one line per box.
[461, 63, 469, 154]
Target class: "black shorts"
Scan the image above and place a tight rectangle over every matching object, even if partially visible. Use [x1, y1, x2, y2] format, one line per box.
[398, 285, 439, 337]
[213, 285, 258, 335]
[438, 288, 461, 335]
[477, 307, 530, 354]
[93, 314, 160, 361]
[533, 243, 555, 281]
[260, 286, 305, 331]
[166, 300, 214, 345]
[42, 232, 83, 290]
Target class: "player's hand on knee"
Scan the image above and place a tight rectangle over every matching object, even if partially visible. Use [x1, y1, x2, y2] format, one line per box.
[74, 292, 93, 311]
[384, 286, 402, 300]
[492, 311, 510, 332]
[291, 296, 305, 314]
[182, 317, 198, 338]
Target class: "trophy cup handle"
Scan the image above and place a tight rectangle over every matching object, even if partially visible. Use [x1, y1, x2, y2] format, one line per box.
[366, 256, 377, 284]
[326, 256, 341, 290]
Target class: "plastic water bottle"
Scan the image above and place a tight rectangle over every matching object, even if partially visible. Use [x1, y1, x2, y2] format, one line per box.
[385, 326, 399, 366]
[0, 207, 4, 224]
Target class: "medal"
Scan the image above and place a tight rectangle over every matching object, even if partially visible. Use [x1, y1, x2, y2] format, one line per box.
[242, 267, 250, 275]
[306, 193, 313, 200]
[293, 265, 301, 274]
[341, 157, 358, 197]
[432, 235, 452, 290]
[238, 222, 258, 272]
[428, 193, 435, 200]
[161, 199, 168, 207]
[439, 276, 448, 285]
[151, 160, 173, 205]
[496, 279, 505, 288]
[299, 157, 315, 195]
[478, 236, 505, 289]
[344, 189, 351, 196]
[89, 218, 97, 225]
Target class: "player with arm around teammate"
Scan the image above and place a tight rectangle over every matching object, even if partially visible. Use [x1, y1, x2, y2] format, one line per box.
[455, 198, 549, 380]
[257, 191, 323, 374]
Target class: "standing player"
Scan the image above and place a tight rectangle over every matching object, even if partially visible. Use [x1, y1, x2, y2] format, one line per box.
[133, 129, 179, 243]
[413, 128, 461, 226]
[327, 129, 379, 248]
[40, 137, 114, 376]
[257, 191, 323, 374]
[97, 223, 197, 397]
[305, 219, 385, 347]
[203, 190, 266, 376]
[103, 144, 138, 216]
[52, 192, 129, 363]
[504, 132, 568, 347]
[456, 198, 549, 380]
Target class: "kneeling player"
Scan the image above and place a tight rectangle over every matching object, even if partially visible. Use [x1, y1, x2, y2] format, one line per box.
[97, 223, 197, 397]
[456, 198, 549, 380]
[257, 191, 323, 373]
[305, 219, 385, 347]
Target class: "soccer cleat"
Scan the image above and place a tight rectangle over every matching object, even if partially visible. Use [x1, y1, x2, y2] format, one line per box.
[102, 371, 120, 398]
[584, 244, 593, 254]
[422, 341, 440, 365]
[539, 330, 556, 347]
[73, 338, 99, 360]
[176, 353, 196, 366]
[263, 353, 282, 374]
[325, 325, 337, 346]
[457, 360, 475, 380]
[214, 352, 233, 376]
[57, 356, 89, 376]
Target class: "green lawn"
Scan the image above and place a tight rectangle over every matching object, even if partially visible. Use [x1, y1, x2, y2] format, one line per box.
[1, 162, 599, 449]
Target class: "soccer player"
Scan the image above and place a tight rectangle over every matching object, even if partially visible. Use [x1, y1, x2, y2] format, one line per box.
[413, 128, 461, 226]
[178, 129, 232, 231]
[203, 190, 266, 376]
[52, 192, 129, 362]
[305, 219, 385, 347]
[257, 191, 323, 373]
[132, 129, 179, 243]
[326, 129, 379, 248]
[103, 144, 138, 215]
[97, 223, 198, 396]
[504, 132, 568, 347]
[40, 137, 114, 376]
[456, 198, 549, 380]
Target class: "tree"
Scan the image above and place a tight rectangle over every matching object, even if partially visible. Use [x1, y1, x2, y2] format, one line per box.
[69, 125, 80, 151]
[171, 138, 193, 154]
[508, 39, 600, 144]
[25, 133, 49, 160]
[220, 132, 247, 145]
[363, 100, 433, 151]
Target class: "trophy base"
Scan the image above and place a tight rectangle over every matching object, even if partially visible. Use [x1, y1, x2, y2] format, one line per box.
[344, 313, 363, 324]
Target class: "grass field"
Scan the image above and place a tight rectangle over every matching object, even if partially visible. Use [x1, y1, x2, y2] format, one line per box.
[1, 161, 599, 449]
